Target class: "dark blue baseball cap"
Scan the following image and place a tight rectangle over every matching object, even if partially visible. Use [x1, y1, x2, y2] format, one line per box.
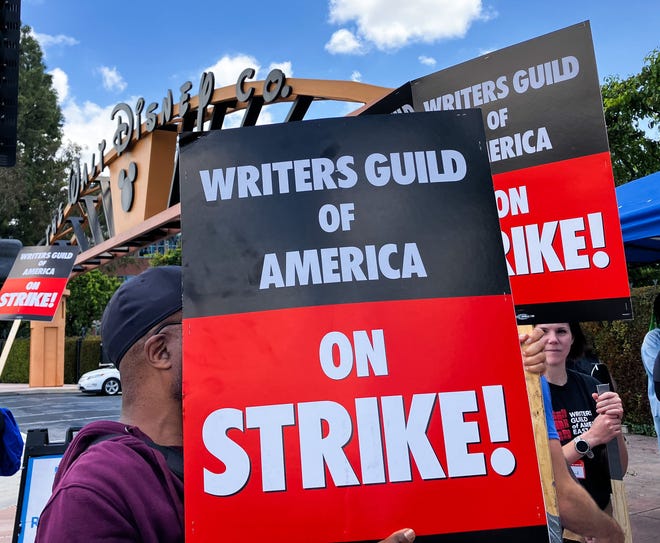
[101, 266, 182, 367]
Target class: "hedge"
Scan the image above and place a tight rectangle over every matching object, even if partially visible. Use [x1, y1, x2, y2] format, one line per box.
[0, 336, 103, 383]
[582, 285, 659, 435]
[0, 338, 31, 383]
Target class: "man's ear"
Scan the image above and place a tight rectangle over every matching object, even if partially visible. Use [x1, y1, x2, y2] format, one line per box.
[144, 335, 173, 369]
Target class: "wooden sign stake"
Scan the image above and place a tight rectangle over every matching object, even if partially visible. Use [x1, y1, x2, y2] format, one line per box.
[519, 324, 561, 542]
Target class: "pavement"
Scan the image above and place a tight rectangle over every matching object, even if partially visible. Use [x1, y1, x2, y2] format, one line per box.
[0, 384, 79, 394]
[0, 384, 657, 541]
[621, 432, 660, 542]
[0, 384, 88, 542]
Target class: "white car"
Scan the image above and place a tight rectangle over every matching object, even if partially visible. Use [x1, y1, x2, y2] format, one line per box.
[78, 364, 122, 395]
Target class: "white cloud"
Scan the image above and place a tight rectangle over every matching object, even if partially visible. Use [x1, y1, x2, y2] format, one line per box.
[98, 66, 127, 93]
[60, 99, 117, 167]
[328, 0, 485, 51]
[203, 55, 293, 90]
[419, 55, 437, 66]
[38, 65, 113, 167]
[39, 64, 113, 166]
[202, 54, 289, 126]
[351, 70, 362, 82]
[204, 54, 261, 87]
[49, 68, 69, 103]
[32, 31, 79, 49]
[268, 61, 293, 77]
[58, 53, 289, 166]
[325, 29, 365, 54]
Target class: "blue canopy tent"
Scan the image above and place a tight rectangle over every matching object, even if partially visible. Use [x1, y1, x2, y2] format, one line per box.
[617, 171, 660, 264]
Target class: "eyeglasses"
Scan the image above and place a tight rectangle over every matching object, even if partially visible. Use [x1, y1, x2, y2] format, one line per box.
[151, 321, 182, 336]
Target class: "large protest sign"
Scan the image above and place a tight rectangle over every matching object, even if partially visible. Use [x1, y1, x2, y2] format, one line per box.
[362, 22, 631, 324]
[179, 112, 548, 542]
[0, 246, 79, 321]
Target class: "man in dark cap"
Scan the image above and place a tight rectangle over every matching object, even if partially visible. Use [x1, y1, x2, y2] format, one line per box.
[35, 266, 185, 543]
[35, 265, 416, 543]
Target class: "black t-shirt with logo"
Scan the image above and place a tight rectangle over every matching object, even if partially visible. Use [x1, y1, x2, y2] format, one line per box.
[549, 369, 612, 509]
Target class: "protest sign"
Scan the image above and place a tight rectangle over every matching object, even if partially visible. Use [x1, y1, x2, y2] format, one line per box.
[362, 21, 631, 324]
[0, 246, 79, 321]
[179, 112, 548, 541]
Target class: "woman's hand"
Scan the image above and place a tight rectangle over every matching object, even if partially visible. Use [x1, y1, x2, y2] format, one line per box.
[583, 412, 622, 446]
[593, 391, 624, 420]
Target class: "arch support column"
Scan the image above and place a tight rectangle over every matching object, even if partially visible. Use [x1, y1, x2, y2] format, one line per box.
[29, 290, 68, 387]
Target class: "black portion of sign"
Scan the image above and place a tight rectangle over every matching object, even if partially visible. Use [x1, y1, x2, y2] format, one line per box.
[180, 112, 511, 318]
[352, 524, 548, 542]
[410, 22, 607, 175]
[0, 239, 21, 281]
[7, 246, 80, 279]
[0, 0, 21, 167]
[515, 297, 633, 325]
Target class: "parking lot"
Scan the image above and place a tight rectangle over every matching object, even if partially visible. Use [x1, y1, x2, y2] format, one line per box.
[0, 387, 122, 539]
[1, 390, 121, 444]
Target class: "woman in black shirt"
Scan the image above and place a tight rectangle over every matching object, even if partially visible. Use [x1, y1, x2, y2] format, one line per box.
[535, 322, 628, 512]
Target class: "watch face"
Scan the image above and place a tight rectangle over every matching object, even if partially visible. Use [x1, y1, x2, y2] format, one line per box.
[575, 438, 589, 454]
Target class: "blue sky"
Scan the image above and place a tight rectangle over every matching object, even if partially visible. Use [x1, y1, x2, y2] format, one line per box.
[22, 0, 660, 163]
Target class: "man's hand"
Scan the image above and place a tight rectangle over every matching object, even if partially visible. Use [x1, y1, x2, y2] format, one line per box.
[379, 529, 415, 542]
[519, 327, 547, 375]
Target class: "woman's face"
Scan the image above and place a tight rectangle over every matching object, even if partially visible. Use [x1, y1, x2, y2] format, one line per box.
[536, 323, 573, 367]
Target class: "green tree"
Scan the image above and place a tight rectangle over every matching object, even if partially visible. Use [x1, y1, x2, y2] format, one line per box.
[66, 270, 122, 336]
[602, 49, 660, 185]
[0, 26, 67, 245]
[628, 262, 660, 288]
[150, 243, 182, 266]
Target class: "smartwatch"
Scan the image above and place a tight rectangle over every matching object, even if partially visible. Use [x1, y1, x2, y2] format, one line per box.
[574, 436, 594, 459]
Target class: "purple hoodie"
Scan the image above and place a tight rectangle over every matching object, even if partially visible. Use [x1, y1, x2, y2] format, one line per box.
[35, 420, 183, 542]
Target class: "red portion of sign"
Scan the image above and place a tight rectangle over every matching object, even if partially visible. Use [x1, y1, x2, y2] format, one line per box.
[0, 277, 67, 319]
[496, 152, 629, 305]
[183, 296, 545, 542]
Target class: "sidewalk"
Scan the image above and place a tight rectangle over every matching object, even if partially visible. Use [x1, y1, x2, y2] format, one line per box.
[0, 384, 79, 542]
[0, 383, 78, 394]
[624, 433, 660, 542]
[0, 385, 657, 540]
[0, 507, 15, 543]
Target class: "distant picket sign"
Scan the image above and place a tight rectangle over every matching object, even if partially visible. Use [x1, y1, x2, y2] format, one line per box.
[0, 246, 79, 321]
